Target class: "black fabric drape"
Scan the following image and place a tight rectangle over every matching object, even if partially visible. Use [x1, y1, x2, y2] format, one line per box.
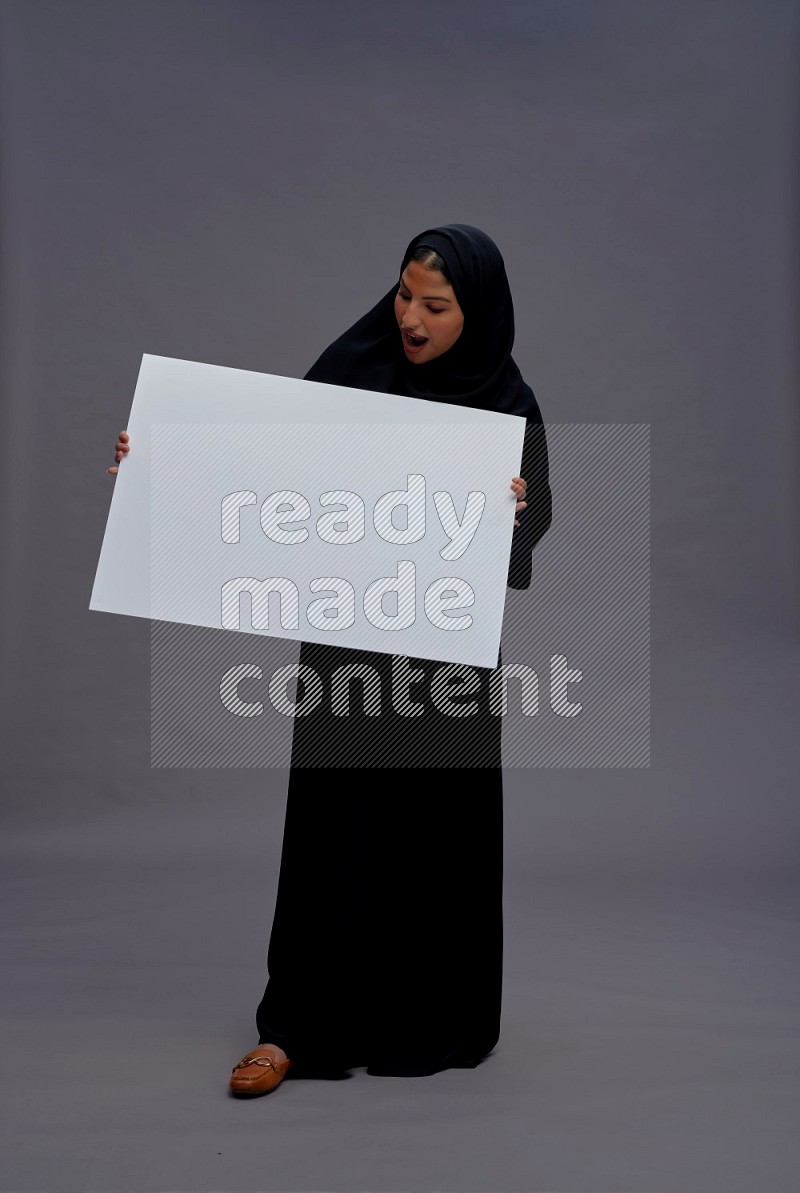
[255, 225, 551, 1076]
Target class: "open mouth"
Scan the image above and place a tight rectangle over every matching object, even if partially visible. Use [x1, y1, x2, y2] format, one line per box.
[403, 330, 429, 353]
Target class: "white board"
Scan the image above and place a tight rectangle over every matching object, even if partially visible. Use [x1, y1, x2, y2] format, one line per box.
[90, 354, 526, 668]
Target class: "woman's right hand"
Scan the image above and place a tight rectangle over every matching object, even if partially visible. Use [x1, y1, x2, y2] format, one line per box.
[106, 429, 130, 475]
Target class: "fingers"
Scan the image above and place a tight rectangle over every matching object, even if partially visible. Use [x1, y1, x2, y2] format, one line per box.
[511, 476, 527, 527]
[108, 429, 129, 474]
[114, 429, 130, 463]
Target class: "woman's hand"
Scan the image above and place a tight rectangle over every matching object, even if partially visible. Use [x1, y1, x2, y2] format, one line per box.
[106, 429, 130, 475]
[510, 475, 527, 527]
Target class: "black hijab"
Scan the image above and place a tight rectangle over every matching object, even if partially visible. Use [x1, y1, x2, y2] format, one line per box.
[303, 223, 551, 587]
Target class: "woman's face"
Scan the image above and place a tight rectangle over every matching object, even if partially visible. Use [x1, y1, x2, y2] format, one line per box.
[394, 260, 465, 364]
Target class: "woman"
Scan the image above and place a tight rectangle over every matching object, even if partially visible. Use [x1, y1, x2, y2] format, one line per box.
[108, 223, 552, 1094]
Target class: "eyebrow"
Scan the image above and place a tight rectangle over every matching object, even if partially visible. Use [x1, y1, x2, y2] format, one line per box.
[398, 274, 453, 302]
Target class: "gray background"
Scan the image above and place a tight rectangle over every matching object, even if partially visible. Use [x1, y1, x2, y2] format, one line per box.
[1, 1, 798, 1190]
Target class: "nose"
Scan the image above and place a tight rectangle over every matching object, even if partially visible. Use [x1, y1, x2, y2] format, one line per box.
[401, 303, 423, 330]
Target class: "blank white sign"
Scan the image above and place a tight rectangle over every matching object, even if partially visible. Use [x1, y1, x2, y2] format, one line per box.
[90, 354, 526, 668]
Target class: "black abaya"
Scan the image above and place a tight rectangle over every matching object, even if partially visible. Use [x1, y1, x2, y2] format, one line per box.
[255, 225, 551, 1077]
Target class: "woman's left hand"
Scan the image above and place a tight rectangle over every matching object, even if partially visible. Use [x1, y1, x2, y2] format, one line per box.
[510, 476, 527, 527]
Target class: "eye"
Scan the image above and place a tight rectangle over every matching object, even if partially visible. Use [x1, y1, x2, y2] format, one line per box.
[396, 288, 445, 314]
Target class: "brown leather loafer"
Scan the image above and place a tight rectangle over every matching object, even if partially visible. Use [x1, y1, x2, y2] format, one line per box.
[230, 1046, 293, 1097]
